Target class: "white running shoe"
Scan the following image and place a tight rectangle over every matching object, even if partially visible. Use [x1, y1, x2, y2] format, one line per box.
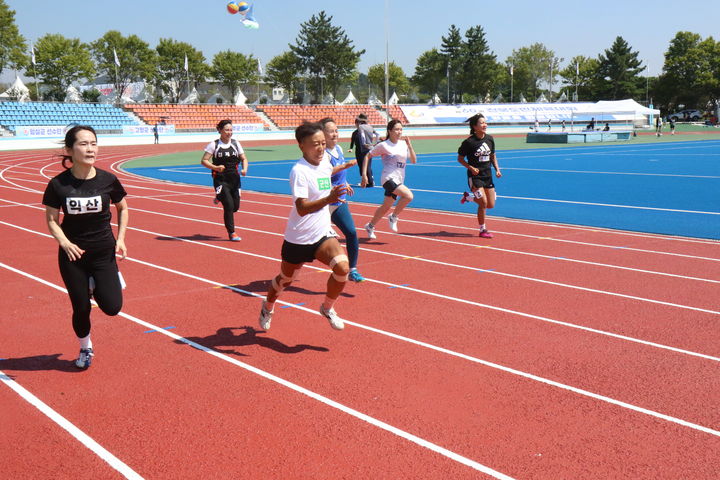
[319, 305, 345, 330]
[259, 302, 273, 330]
[75, 348, 94, 369]
[388, 214, 398, 232]
[364, 223, 376, 239]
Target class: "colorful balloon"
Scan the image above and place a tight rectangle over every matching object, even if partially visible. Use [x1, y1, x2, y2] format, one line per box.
[226, 2, 239, 14]
[237, 2, 250, 14]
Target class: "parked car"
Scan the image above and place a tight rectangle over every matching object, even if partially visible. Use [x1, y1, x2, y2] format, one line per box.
[667, 109, 702, 122]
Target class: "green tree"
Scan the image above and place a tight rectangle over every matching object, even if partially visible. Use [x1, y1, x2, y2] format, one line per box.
[367, 62, 410, 102]
[91, 31, 156, 102]
[411, 48, 446, 99]
[656, 32, 719, 109]
[265, 51, 303, 102]
[289, 11, 364, 103]
[506, 43, 559, 101]
[34, 34, 95, 101]
[559, 55, 600, 101]
[595, 36, 644, 100]
[457, 25, 499, 102]
[212, 50, 258, 101]
[0, 0, 27, 73]
[440, 25, 462, 102]
[698, 37, 720, 107]
[155, 38, 208, 103]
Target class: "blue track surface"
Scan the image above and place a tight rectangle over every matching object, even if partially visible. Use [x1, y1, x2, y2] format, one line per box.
[125, 139, 720, 239]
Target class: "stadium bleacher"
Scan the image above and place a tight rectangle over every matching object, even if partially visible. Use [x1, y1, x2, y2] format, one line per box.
[124, 104, 268, 130]
[0, 101, 140, 133]
[258, 104, 387, 128]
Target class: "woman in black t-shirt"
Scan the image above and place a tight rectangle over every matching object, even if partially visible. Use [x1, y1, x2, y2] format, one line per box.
[200, 119, 249, 241]
[457, 114, 502, 238]
[42, 126, 129, 370]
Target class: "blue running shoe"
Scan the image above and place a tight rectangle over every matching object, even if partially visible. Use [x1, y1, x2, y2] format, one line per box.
[75, 348, 94, 369]
[348, 269, 365, 282]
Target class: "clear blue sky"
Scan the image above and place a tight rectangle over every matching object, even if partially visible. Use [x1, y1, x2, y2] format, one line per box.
[3, 0, 719, 82]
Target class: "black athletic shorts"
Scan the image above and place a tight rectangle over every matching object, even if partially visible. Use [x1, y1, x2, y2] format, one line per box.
[281, 236, 332, 264]
[383, 179, 401, 199]
[468, 165, 494, 190]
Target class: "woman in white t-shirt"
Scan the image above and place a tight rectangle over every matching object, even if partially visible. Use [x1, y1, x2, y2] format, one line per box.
[258, 122, 350, 331]
[361, 120, 417, 238]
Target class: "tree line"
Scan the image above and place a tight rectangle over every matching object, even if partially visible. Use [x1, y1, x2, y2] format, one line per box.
[1, 1, 717, 112]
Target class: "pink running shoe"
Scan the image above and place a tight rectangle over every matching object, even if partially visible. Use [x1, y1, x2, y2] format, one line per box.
[460, 192, 471, 204]
[479, 229, 493, 239]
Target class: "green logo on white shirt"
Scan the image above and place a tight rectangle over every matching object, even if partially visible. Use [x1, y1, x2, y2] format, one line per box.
[317, 177, 331, 190]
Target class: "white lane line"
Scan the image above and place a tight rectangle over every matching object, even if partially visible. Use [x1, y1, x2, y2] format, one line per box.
[2, 219, 717, 366]
[0, 261, 514, 480]
[3, 259, 719, 442]
[0, 371, 143, 479]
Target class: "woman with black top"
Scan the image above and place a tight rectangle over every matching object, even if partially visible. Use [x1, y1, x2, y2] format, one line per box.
[42, 125, 129, 370]
[201, 119, 248, 241]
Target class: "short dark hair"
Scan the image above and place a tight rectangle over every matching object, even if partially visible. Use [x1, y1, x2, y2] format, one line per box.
[295, 121, 323, 143]
[60, 125, 97, 169]
[216, 119, 232, 131]
[318, 117, 336, 129]
[467, 113, 486, 134]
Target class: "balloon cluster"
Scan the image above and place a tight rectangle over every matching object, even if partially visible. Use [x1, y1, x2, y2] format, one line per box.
[226, 2, 259, 29]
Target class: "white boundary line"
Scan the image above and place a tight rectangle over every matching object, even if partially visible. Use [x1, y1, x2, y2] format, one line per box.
[0, 261, 514, 480]
[0, 370, 143, 479]
[2, 258, 719, 443]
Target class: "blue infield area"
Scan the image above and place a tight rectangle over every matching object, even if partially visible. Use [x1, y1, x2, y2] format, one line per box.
[125, 139, 720, 240]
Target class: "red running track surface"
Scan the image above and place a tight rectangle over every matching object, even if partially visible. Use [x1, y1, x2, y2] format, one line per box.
[1, 143, 719, 479]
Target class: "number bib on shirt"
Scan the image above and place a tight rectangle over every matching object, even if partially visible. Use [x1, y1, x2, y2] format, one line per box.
[66, 195, 102, 214]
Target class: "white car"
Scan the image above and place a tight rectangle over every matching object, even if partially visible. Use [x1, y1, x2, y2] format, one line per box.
[667, 109, 702, 122]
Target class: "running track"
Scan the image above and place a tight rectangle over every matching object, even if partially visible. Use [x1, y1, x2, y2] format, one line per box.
[1, 143, 719, 479]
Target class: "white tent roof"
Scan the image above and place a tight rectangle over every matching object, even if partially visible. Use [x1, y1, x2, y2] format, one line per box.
[0, 75, 30, 101]
[340, 90, 358, 105]
[180, 87, 199, 104]
[388, 91, 399, 105]
[65, 85, 82, 103]
[574, 99, 660, 115]
[233, 89, 247, 105]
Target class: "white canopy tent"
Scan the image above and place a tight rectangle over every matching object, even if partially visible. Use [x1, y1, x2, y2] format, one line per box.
[0, 74, 30, 101]
[571, 99, 660, 130]
[233, 89, 247, 105]
[340, 90, 358, 105]
[388, 91, 399, 105]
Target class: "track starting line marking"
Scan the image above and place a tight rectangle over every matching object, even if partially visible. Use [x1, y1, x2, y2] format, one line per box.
[144, 326, 176, 334]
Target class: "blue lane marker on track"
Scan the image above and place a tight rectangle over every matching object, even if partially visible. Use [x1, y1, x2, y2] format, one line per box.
[477, 268, 496, 273]
[144, 326, 176, 333]
[550, 257, 566, 260]
[281, 302, 306, 309]
[388, 284, 410, 289]
[611, 246, 628, 249]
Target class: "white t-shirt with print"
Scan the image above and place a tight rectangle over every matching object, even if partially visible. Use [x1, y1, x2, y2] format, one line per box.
[284, 156, 334, 245]
[369, 139, 410, 185]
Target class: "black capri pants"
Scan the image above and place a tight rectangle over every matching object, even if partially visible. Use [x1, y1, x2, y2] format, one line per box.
[214, 174, 241, 234]
[58, 247, 123, 338]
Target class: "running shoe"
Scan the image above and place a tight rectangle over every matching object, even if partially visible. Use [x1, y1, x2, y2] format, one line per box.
[75, 348, 94, 370]
[319, 305, 345, 330]
[388, 214, 398, 232]
[479, 229, 493, 239]
[460, 192, 471, 204]
[259, 302, 273, 330]
[348, 269, 365, 282]
[213, 197, 219, 205]
[364, 223, 376, 239]
[229, 232, 241, 242]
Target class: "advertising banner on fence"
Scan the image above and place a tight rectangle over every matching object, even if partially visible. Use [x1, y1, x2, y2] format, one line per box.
[232, 124, 264, 133]
[14, 126, 66, 138]
[122, 125, 176, 136]
[399, 103, 597, 124]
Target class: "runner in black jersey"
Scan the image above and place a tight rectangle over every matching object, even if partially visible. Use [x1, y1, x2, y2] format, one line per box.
[42, 126, 129, 370]
[201, 119, 249, 241]
[458, 113, 502, 238]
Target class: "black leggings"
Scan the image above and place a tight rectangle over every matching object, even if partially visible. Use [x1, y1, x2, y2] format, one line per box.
[214, 176, 241, 234]
[58, 247, 123, 338]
